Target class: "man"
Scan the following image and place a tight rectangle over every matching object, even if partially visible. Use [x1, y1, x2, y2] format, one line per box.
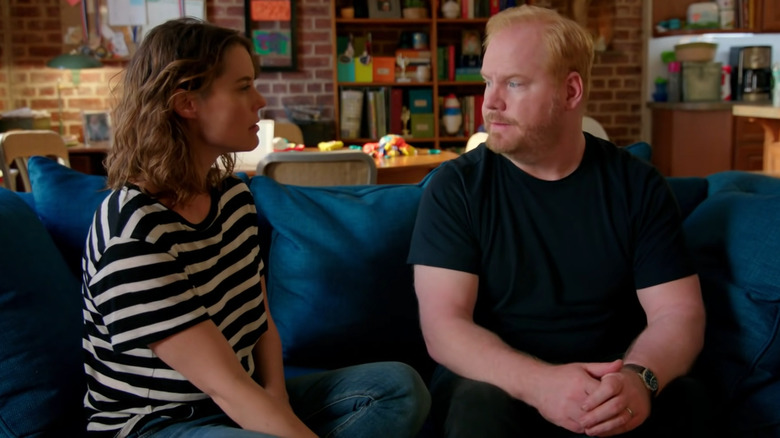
[408, 5, 707, 437]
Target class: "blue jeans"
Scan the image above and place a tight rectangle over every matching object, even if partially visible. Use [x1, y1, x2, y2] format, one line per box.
[129, 362, 430, 438]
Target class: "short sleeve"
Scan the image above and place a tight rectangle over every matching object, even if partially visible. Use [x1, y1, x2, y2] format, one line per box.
[85, 238, 209, 352]
[408, 162, 481, 274]
[632, 167, 696, 289]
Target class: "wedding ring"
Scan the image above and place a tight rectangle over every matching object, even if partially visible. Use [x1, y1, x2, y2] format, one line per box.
[625, 407, 634, 418]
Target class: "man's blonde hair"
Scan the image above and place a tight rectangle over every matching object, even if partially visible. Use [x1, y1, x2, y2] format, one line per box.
[485, 5, 594, 99]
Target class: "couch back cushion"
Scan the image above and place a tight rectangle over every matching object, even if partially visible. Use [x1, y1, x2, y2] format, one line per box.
[684, 171, 780, 433]
[27, 156, 110, 274]
[250, 176, 433, 376]
[665, 176, 709, 220]
[0, 188, 86, 436]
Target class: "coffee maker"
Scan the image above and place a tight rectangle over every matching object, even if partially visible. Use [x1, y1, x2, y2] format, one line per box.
[729, 46, 772, 102]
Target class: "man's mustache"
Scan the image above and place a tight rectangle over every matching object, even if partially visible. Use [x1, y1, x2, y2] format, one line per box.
[484, 113, 516, 125]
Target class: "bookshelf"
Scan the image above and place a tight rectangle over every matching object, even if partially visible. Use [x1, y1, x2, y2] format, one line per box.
[651, 0, 777, 37]
[330, 1, 495, 151]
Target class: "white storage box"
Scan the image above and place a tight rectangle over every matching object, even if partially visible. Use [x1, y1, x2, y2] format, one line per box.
[688, 3, 719, 28]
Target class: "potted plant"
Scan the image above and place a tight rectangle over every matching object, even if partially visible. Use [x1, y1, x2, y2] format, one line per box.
[402, 0, 428, 19]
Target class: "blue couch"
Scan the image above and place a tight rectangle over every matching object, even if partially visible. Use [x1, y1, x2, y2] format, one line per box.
[1, 155, 779, 437]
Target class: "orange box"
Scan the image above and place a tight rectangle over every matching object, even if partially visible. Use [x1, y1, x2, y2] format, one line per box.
[373, 57, 396, 82]
[395, 49, 432, 61]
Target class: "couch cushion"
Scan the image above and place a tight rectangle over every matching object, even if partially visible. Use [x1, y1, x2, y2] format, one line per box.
[623, 141, 652, 162]
[666, 176, 709, 221]
[250, 177, 433, 377]
[684, 171, 780, 434]
[0, 188, 86, 436]
[27, 156, 110, 274]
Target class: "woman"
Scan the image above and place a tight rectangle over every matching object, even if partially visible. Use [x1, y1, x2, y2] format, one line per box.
[82, 18, 430, 438]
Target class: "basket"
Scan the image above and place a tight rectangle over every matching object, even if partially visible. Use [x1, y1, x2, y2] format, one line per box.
[674, 42, 717, 62]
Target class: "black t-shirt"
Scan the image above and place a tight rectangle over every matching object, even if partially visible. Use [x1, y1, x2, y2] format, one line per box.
[408, 134, 695, 364]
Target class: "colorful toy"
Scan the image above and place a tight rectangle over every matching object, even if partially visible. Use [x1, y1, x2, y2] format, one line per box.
[318, 140, 344, 151]
[363, 134, 416, 158]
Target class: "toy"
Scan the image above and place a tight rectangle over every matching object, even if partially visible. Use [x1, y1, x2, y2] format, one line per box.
[363, 134, 416, 158]
[272, 136, 289, 150]
[318, 140, 344, 151]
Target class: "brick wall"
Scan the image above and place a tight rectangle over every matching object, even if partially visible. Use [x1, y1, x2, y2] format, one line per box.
[0, 0, 642, 147]
[586, 0, 644, 147]
[0, 0, 334, 140]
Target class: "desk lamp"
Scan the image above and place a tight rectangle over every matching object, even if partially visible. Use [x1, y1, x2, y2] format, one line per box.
[46, 53, 102, 135]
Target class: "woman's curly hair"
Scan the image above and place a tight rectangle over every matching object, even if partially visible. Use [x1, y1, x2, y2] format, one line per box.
[106, 18, 259, 205]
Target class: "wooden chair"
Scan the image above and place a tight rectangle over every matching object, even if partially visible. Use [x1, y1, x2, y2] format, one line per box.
[257, 150, 377, 186]
[274, 122, 305, 145]
[583, 116, 610, 141]
[466, 132, 488, 152]
[0, 130, 70, 192]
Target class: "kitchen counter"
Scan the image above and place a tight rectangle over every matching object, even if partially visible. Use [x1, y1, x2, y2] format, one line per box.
[647, 101, 740, 111]
[733, 103, 780, 119]
[732, 103, 780, 172]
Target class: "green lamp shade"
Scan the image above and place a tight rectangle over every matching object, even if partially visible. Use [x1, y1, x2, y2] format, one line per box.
[46, 54, 102, 70]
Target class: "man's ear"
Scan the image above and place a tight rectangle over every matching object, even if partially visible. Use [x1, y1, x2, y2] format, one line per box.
[172, 90, 198, 119]
[564, 71, 584, 110]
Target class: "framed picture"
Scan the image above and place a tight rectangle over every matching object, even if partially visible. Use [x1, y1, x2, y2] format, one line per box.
[244, 0, 297, 72]
[82, 110, 112, 148]
[368, 0, 402, 19]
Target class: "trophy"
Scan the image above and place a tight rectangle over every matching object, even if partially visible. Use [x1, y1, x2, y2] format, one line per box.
[401, 106, 411, 137]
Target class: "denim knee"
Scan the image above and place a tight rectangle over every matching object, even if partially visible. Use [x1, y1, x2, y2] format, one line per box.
[364, 361, 431, 430]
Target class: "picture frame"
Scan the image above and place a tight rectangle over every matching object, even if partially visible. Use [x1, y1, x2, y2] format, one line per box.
[368, 0, 402, 19]
[244, 0, 297, 72]
[82, 110, 112, 148]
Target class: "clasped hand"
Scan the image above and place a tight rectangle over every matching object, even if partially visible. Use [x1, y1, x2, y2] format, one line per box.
[529, 359, 651, 436]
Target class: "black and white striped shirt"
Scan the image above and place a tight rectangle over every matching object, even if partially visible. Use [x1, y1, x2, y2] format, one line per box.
[81, 177, 267, 437]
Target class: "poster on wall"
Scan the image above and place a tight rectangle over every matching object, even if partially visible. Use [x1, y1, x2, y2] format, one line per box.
[244, 0, 297, 72]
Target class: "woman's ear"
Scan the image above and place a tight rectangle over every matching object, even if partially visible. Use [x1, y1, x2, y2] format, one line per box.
[172, 90, 198, 119]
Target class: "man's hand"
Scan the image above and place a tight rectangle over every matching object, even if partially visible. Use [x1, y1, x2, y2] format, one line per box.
[527, 359, 623, 433]
[577, 367, 653, 436]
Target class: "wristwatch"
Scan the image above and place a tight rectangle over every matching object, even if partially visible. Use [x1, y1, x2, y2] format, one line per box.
[623, 364, 659, 397]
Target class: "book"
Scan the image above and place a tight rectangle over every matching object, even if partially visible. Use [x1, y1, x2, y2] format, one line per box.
[474, 94, 484, 132]
[389, 88, 404, 135]
[490, 0, 500, 15]
[447, 44, 456, 81]
[366, 89, 378, 139]
[340, 89, 364, 139]
[437, 46, 447, 80]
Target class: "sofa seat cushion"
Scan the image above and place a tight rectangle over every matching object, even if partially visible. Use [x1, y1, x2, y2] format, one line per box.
[250, 177, 433, 377]
[27, 156, 110, 274]
[0, 188, 86, 436]
[684, 171, 780, 434]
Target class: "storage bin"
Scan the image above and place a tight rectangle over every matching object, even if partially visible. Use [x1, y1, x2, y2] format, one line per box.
[682, 62, 722, 102]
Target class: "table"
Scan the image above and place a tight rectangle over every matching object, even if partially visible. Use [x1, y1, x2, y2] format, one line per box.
[374, 149, 459, 184]
[68, 146, 460, 185]
[732, 104, 780, 173]
[67, 146, 109, 176]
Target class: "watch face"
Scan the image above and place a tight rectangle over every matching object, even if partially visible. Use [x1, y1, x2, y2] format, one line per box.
[642, 369, 659, 392]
